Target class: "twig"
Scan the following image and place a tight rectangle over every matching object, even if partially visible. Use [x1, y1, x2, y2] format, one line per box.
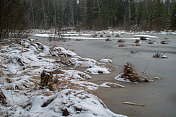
[123, 101, 144, 107]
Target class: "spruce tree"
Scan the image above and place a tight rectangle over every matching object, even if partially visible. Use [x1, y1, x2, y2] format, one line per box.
[170, 2, 176, 30]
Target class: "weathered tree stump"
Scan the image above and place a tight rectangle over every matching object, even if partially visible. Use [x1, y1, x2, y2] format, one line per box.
[40, 70, 53, 88]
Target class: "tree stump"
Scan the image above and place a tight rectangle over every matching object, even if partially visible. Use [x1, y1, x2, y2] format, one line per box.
[40, 70, 53, 88]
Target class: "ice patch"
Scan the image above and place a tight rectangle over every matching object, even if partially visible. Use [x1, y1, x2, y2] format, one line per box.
[100, 82, 125, 88]
[100, 59, 112, 63]
[134, 35, 159, 38]
[85, 66, 110, 74]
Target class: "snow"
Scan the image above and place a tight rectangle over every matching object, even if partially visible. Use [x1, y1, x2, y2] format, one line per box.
[100, 82, 125, 88]
[65, 57, 110, 75]
[134, 35, 159, 38]
[114, 74, 131, 83]
[61, 33, 91, 36]
[67, 57, 97, 67]
[85, 66, 110, 74]
[62, 70, 92, 79]
[10, 89, 126, 117]
[52, 46, 77, 57]
[34, 33, 55, 37]
[161, 54, 169, 58]
[100, 59, 112, 63]
[0, 38, 125, 117]
[154, 77, 160, 80]
[63, 36, 107, 40]
[63, 36, 140, 40]
[33, 29, 176, 41]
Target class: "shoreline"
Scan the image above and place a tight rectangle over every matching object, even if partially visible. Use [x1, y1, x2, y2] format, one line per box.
[34, 32, 176, 117]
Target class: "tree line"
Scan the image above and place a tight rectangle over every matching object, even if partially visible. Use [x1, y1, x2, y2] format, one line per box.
[26, 0, 176, 31]
[1, 0, 176, 39]
[0, 0, 28, 39]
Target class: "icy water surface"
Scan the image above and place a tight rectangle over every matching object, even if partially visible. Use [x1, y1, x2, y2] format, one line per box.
[32, 32, 176, 117]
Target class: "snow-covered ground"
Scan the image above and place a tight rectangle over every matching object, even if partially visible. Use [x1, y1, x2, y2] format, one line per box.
[32, 29, 176, 41]
[0, 39, 125, 117]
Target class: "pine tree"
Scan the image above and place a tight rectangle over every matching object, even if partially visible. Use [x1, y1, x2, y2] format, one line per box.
[152, 0, 166, 31]
[170, 2, 176, 30]
[136, 2, 145, 28]
[129, 0, 136, 26]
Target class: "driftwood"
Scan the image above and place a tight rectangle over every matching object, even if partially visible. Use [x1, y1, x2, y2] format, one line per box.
[123, 102, 144, 107]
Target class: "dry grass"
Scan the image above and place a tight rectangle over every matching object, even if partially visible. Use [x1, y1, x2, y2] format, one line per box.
[115, 34, 120, 37]
[118, 39, 125, 43]
[130, 51, 138, 54]
[33, 80, 39, 90]
[153, 52, 162, 58]
[5, 78, 12, 83]
[105, 38, 111, 41]
[75, 39, 81, 41]
[148, 41, 155, 44]
[38, 69, 97, 96]
[160, 41, 167, 44]
[40, 70, 53, 88]
[92, 34, 97, 38]
[135, 39, 140, 43]
[135, 43, 141, 46]
[0, 71, 4, 77]
[140, 37, 147, 40]
[119, 44, 125, 47]
[121, 63, 149, 82]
